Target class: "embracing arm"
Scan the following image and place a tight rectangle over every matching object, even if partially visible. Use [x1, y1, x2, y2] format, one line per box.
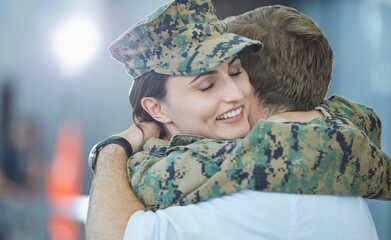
[86, 124, 160, 239]
[239, 117, 389, 197]
[129, 97, 390, 210]
[86, 144, 145, 240]
[320, 94, 382, 148]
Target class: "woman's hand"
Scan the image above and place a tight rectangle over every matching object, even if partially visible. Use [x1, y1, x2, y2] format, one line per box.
[116, 122, 161, 153]
[267, 110, 324, 123]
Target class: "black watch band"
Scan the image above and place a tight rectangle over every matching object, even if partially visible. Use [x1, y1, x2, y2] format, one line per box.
[88, 136, 133, 173]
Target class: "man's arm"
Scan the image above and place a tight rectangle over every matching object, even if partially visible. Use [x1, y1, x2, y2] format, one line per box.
[86, 145, 145, 240]
[86, 124, 160, 239]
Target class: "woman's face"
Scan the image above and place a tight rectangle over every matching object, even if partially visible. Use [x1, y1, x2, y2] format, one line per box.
[161, 56, 253, 140]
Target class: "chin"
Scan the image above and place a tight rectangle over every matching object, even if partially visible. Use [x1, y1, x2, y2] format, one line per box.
[219, 131, 247, 140]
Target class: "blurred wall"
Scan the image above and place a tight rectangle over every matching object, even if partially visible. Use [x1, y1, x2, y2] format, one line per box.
[0, 0, 390, 239]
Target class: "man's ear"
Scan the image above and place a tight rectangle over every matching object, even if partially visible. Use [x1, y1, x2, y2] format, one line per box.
[141, 97, 172, 124]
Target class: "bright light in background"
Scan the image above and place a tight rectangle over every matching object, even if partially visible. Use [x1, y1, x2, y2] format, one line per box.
[52, 16, 101, 74]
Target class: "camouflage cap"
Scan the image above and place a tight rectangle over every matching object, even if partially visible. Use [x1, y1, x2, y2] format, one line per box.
[108, 0, 263, 79]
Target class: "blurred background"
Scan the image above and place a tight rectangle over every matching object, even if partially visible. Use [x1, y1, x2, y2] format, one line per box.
[0, 0, 390, 239]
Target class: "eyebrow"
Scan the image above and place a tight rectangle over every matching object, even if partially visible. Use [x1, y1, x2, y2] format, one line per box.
[228, 55, 240, 67]
[188, 56, 240, 85]
[188, 70, 217, 85]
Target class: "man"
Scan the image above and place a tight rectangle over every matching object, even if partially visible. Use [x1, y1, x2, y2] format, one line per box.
[86, 2, 390, 239]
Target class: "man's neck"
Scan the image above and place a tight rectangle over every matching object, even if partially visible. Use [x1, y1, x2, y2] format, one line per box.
[249, 105, 269, 128]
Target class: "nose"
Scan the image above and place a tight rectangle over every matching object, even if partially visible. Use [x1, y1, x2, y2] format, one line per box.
[222, 77, 244, 102]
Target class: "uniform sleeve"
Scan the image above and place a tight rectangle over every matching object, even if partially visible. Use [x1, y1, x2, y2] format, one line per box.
[320, 94, 382, 148]
[129, 103, 390, 210]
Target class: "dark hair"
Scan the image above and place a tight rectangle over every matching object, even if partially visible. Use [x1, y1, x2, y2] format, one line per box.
[226, 5, 334, 114]
[129, 71, 169, 138]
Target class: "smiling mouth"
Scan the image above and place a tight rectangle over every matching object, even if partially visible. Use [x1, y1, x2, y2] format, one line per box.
[216, 107, 243, 120]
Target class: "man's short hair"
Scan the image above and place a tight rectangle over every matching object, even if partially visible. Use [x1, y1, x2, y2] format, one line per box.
[225, 5, 334, 114]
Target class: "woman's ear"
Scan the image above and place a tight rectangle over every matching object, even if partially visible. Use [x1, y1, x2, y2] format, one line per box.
[141, 97, 172, 124]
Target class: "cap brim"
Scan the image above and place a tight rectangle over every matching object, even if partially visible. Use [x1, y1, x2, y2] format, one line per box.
[153, 33, 263, 76]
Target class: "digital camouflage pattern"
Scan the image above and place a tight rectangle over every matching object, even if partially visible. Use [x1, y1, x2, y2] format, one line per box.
[108, 0, 262, 79]
[321, 95, 382, 148]
[127, 95, 390, 211]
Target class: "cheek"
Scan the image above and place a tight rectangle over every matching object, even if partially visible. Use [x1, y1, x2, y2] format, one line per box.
[238, 72, 253, 99]
[188, 97, 219, 121]
[164, 84, 221, 126]
[166, 96, 208, 121]
[175, 96, 220, 124]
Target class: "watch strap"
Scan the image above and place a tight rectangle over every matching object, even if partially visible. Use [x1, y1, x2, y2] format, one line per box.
[88, 136, 133, 173]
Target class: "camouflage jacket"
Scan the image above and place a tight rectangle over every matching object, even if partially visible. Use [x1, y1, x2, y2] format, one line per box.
[127, 95, 391, 211]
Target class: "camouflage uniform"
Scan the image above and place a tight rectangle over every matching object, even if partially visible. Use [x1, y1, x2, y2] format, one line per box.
[128, 95, 390, 211]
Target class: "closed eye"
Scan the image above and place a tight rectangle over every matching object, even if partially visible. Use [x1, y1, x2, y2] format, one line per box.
[229, 71, 242, 77]
[200, 83, 214, 92]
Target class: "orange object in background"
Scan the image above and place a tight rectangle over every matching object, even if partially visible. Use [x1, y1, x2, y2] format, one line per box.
[46, 120, 83, 240]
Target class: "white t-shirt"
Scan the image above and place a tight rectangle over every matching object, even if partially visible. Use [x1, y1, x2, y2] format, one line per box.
[124, 190, 378, 240]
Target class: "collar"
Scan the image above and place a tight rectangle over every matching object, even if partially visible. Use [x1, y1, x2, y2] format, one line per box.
[142, 135, 205, 156]
[142, 137, 169, 155]
[167, 134, 205, 152]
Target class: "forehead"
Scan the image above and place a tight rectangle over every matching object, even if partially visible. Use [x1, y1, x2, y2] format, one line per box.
[166, 74, 194, 87]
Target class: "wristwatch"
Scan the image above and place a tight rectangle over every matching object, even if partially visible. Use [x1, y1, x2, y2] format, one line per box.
[88, 136, 133, 173]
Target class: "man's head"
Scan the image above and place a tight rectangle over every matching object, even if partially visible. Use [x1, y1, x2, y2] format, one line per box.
[225, 5, 334, 118]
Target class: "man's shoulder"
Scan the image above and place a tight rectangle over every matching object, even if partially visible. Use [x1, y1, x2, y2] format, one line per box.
[320, 94, 381, 147]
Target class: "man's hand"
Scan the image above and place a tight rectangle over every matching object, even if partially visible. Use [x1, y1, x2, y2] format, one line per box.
[267, 110, 324, 123]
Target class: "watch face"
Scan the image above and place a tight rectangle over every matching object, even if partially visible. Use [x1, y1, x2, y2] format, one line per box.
[87, 136, 132, 174]
[88, 147, 98, 173]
